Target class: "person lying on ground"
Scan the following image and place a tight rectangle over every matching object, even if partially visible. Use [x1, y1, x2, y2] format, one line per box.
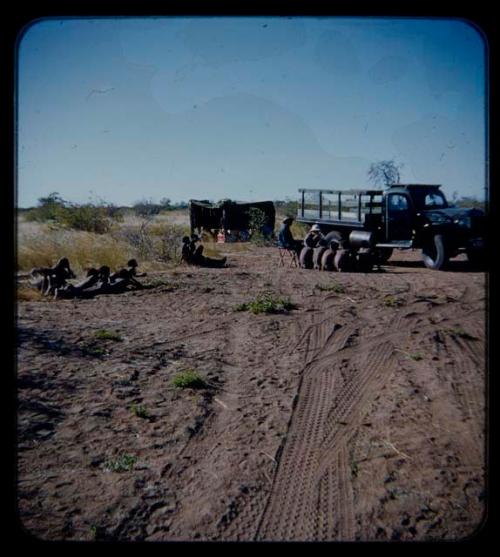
[55, 265, 136, 298]
[30, 257, 76, 295]
[109, 259, 145, 288]
[54, 267, 101, 299]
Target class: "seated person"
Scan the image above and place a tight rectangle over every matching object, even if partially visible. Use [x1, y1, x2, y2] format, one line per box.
[182, 235, 227, 268]
[303, 223, 323, 248]
[277, 217, 303, 255]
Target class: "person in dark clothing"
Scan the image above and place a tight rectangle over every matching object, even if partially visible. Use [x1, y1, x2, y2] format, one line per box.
[303, 223, 324, 248]
[30, 257, 76, 295]
[109, 259, 146, 288]
[181, 234, 227, 268]
[277, 217, 303, 255]
[54, 267, 101, 299]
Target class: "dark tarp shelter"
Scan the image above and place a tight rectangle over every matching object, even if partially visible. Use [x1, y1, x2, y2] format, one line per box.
[189, 199, 275, 237]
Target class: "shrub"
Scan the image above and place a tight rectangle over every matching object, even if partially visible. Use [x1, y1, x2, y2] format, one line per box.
[105, 453, 137, 472]
[94, 329, 123, 342]
[114, 220, 189, 263]
[23, 193, 118, 233]
[58, 203, 112, 234]
[383, 295, 404, 307]
[171, 369, 207, 389]
[234, 293, 296, 314]
[316, 282, 346, 293]
[130, 403, 149, 419]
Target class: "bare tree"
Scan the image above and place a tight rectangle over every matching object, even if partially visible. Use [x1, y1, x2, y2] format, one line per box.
[367, 160, 403, 188]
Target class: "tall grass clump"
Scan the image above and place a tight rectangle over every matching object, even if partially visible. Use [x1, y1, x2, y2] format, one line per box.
[17, 225, 133, 274]
[113, 219, 189, 263]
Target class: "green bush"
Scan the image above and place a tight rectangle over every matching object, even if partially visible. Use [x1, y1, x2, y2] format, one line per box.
[171, 369, 207, 389]
[130, 403, 149, 419]
[94, 329, 123, 342]
[105, 453, 137, 472]
[234, 293, 296, 314]
[23, 192, 117, 234]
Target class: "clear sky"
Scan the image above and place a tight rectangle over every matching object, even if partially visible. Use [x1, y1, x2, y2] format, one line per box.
[16, 16, 487, 208]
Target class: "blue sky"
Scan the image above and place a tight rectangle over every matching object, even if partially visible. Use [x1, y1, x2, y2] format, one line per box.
[17, 16, 487, 207]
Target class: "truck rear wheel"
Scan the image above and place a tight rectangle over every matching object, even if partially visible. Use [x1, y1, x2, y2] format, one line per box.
[321, 248, 336, 271]
[334, 249, 355, 272]
[374, 247, 393, 264]
[323, 230, 343, 249]
[422, 234, 449, 270]
[299, 247, 314, 269]
[313, 246, 327, 269]
[356, 249, 375, 272]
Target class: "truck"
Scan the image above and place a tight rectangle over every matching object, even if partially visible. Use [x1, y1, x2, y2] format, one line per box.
[296, 184, 486, 271]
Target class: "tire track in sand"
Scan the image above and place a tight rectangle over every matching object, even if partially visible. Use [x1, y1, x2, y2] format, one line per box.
[255, 315, 397, 541]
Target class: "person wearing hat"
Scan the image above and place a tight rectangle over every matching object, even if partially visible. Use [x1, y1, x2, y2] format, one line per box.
[278, 216, 303, 255]
[303, 223, 324, 248]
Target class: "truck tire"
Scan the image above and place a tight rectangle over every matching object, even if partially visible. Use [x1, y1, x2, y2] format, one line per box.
[422, 234, 449, 270]
[374, 247, 393, 264]
[322, 230, 343, 249]
[356, 249, 375, 272]
[466, 248, 486, 269]
[334, 249, 354, 272]
[299, 247, 314, 269]
[321, 248, 336, 271]
[313, 246, 327, 269]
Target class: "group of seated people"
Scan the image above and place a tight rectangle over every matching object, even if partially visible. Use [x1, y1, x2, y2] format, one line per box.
[181, 234, 227, 268]
[278, 217, 327, 254]
[30, 258, 146, 299]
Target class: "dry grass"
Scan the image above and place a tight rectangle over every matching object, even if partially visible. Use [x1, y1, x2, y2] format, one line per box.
[17, 222, 135, 273]
[16, 215, 189, 273]
[16, 286, 45, 302]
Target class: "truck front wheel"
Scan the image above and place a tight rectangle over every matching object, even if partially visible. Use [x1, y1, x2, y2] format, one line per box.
[466, 248, 486, 270]
[422, 234, 449, 270]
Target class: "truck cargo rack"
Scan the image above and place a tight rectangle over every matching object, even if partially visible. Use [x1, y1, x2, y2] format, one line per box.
[297, 188, 384, 226]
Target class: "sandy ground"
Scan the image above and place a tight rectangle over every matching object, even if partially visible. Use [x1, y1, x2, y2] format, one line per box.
[16, 245, 487, 542]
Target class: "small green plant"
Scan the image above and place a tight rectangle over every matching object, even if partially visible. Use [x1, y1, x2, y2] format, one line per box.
[83, 344, 107, 357]
[94, 329, 123, 342]
[105, 453, 137, 472]
[316, 282, 346, 293]
[130, 403, 149, 419]
[383, 295, 404, 307]
[171, 369, 207, 389]
[410, 353, 423, 361]
[234, 293, 296, 314]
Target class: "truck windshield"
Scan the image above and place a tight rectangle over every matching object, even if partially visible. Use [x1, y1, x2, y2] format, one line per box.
[424, 192, 447, 209]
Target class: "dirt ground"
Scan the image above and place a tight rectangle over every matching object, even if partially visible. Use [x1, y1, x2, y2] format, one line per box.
[16, 245, 487, 542]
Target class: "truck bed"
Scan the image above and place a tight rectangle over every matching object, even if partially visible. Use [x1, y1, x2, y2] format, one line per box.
[297, 188, 384, 229]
